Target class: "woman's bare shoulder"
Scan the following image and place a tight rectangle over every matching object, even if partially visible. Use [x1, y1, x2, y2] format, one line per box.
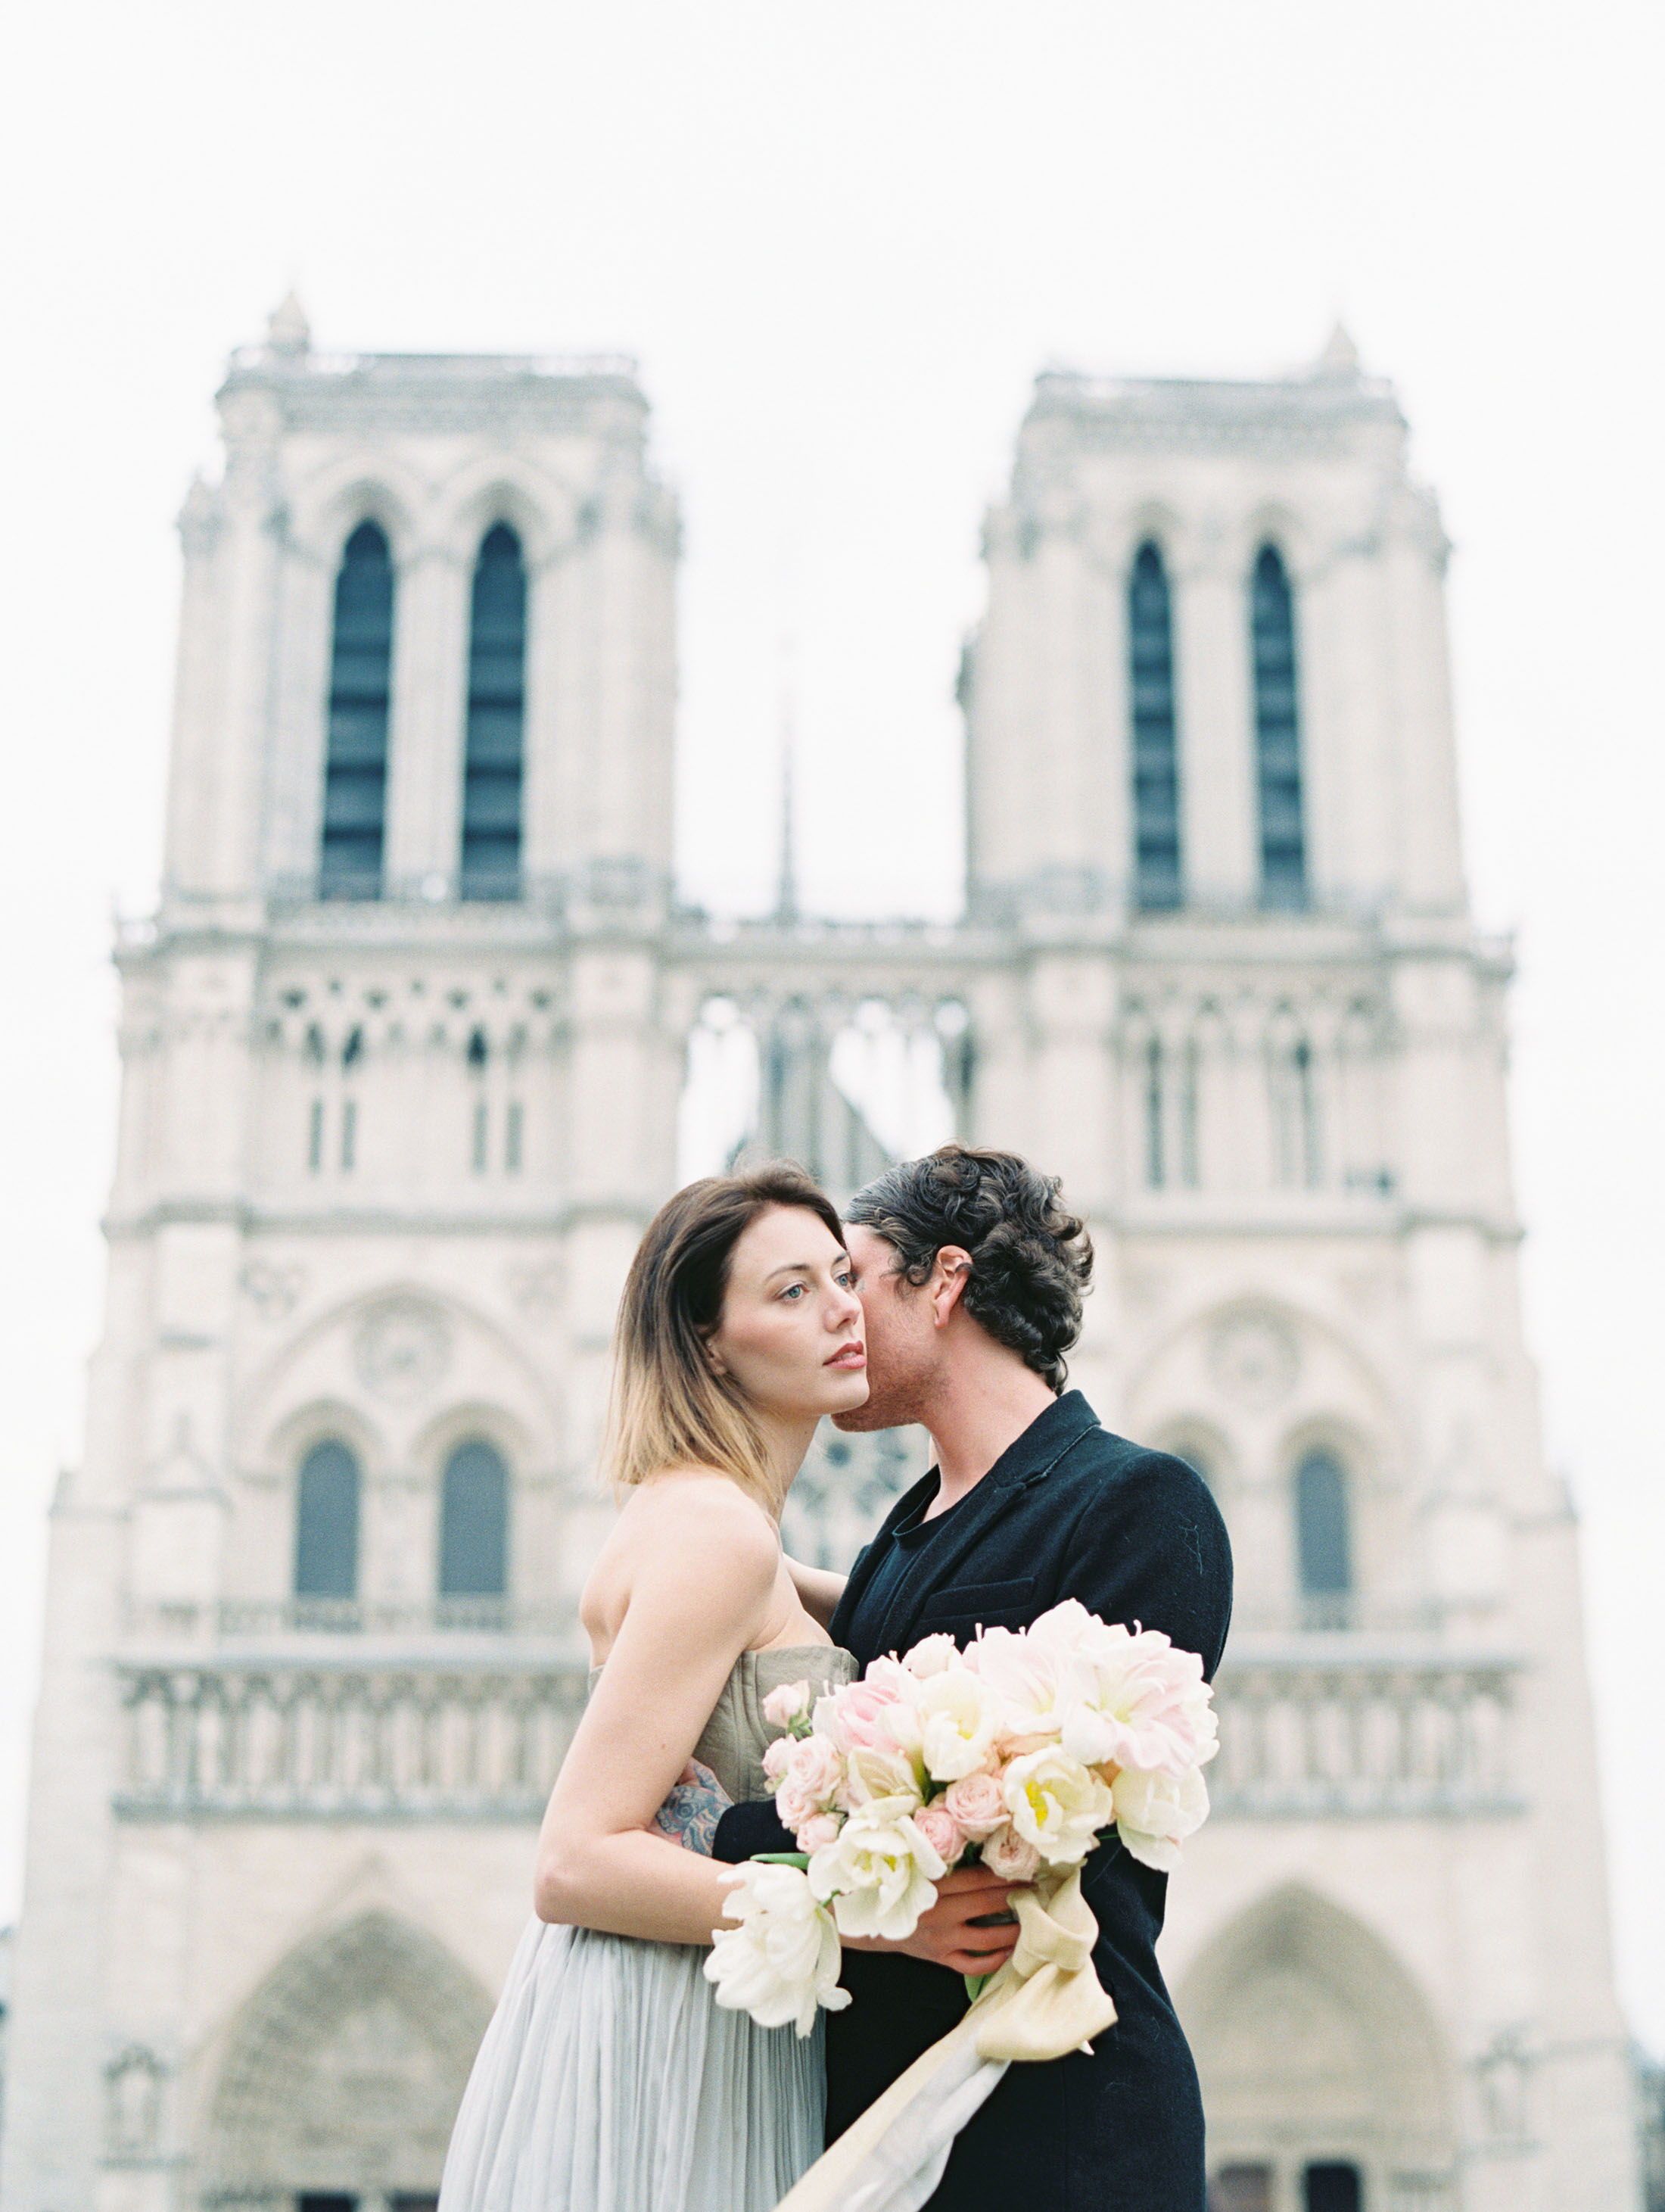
[613, 1469, 780, 1587]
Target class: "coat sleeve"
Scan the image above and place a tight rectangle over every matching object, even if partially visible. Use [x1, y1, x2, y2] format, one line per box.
[711, 1798, 796, 1865]
[1062, 1448, 1234, 1681]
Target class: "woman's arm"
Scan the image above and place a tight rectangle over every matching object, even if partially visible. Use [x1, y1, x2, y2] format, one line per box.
[785, 1553, 847, 1631]
[534, 1480, 780, 1946]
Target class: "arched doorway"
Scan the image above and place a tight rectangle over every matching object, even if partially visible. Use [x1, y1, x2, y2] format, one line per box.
[202, 1910, 491, 2210]
[1178, 1886, 1457, 2212]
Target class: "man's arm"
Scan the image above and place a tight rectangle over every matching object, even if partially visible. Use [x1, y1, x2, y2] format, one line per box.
[1065, 1448, 1234, 1679]
[712, 1797, 795, 1864]
[785, 1554, 848, 1633]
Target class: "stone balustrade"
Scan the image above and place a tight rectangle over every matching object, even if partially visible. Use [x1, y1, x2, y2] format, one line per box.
[1209, 1649, 1523, 1818]
[114, 1655, 589, 1821]
[114, 1644, 1524, 1824]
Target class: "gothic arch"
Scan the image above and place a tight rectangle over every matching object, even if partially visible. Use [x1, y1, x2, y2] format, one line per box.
[1232, 501, 1312, 581]
[201, 1909, 490, 2207]
[409, 1396, 534, 1479]
[433, 452, 583, 566]
[288, 454, 428, 569]
[242, 1278, 564, 1450]
[1176, 1884, 1457, 2186]
[1122, 1289, 1401, 1451]
[261, 1395, 386, 1485]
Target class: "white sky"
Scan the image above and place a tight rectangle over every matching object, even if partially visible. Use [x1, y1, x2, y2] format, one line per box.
[2, 0, 1662, 2048]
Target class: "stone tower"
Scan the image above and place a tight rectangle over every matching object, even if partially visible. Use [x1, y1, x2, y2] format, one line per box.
[0, 309, 1639, 2212]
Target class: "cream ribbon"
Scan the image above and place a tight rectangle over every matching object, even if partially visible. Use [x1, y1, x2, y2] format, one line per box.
[772, 1868, 1118, 2212]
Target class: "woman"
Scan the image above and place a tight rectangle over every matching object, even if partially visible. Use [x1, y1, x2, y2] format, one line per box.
[439, 1161, 1013, 2212]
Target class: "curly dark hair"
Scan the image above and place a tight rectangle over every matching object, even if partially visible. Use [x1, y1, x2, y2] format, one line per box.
[846, 1145, 1093, 1392]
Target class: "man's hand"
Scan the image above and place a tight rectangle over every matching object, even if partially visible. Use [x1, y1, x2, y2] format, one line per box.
[846, 1865, 1023, 1978]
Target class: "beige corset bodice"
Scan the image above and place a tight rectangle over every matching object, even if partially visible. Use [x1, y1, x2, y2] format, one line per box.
[587, 1642, 858, 1805]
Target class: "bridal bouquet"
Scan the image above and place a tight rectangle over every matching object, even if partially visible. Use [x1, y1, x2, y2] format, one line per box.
[703, 1598, 1218, 2036]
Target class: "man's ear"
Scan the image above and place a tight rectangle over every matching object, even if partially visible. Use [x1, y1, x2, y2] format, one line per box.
[929, 1246, 973, 1328]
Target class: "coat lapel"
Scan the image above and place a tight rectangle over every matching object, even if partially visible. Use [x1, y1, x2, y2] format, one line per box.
[828, 1466, 937, 1649]
[864, 1393, 1102, 1661]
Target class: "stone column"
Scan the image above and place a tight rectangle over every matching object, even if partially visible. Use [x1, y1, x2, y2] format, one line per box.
[1175, 533, 1258, 911]
[385, 545, 470, 896]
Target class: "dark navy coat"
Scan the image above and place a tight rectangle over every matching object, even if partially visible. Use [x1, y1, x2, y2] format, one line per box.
[714, 1390, 1233, 2211]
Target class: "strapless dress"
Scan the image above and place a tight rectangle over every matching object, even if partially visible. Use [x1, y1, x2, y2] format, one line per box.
[438, 1642, 857, 2212]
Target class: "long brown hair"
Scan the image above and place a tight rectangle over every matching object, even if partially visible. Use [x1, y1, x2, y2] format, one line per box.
[603, 1161, 847, 1508]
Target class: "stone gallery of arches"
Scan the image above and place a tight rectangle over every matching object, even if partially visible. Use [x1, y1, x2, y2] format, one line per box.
[0, 301, 1642, 2212]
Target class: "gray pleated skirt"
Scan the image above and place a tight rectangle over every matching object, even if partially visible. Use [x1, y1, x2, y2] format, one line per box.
[438, 1915, 824, 2212]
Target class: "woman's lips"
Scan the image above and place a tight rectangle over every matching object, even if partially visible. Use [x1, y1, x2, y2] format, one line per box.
[825, 1344, 867, 1369]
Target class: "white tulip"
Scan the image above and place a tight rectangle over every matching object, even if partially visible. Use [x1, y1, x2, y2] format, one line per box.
[1111, 1762, 1210, 1871]
[913, 1665, 1004, 1784]
[808, 1793, 948, 1942]
[704, 1860, 850, 2037]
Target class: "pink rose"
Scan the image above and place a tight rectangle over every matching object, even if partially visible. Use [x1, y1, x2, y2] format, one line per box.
[912, 1802, 966, 1868]
[943, 1771, 1007, 1842]
[786, 1734, 845, 1808]
[762, 1737, 794, 1785]
[762, 1679, 814, 1730]
[980, 1822, 1041, 1883]
[776, 1780, 815, 1830]
[829, 1680, 904, 1752]
[795, 1811, 842, 1853]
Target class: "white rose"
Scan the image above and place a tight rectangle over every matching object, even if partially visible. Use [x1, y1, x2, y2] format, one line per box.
[1110, 1762, 1210, 1871]
[808, 1793, 948, 1942]
[903, 1632, 964, 1680]
[912, 1665, 1003, 1784]
[1002, 1745, 1116, 1868]
[762, 1679, 814, 1730]
[705, 1860, 851, 2037]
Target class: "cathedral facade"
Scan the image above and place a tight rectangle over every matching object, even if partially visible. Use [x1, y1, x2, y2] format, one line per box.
[0, 304, 1640, 2212]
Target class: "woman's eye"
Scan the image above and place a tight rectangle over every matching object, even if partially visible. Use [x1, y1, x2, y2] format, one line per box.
[780, 1282, 806, 1301]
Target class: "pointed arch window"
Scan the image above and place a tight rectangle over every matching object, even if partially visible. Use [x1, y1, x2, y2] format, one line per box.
[439, 1438, 510, 1602]
[1294, 1447, 1353, 1625]
[294, 1439, 361, 1601]
[1250, 544, 1307, 909]
[320, 522, 394, 900]
[1128, 541, 1182, 909]
[461, 524, 527, 900]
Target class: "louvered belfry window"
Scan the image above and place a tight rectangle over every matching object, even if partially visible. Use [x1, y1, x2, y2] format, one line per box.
[319, 522, 395, 900]
[461, 524, 527, 900]
[1128, 541, 1182, 910]
[1251, 544, 1307, 908]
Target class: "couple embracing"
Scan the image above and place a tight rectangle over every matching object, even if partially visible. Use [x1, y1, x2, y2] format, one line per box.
[439, 1144, 1233, 2212]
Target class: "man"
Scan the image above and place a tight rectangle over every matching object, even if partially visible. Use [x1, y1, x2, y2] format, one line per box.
[713, 1144, 1233, 2211]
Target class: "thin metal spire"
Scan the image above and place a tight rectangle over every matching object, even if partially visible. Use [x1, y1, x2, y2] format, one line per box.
[775, 687, 798, 924]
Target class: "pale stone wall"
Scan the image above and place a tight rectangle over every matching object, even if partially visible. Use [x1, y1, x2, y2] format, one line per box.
[0, 310, 1639, 2212]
